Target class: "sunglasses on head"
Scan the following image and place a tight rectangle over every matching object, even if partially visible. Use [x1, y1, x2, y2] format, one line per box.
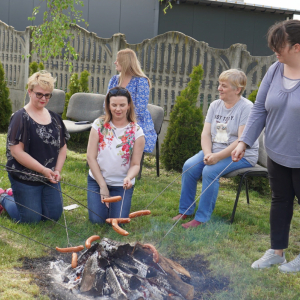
[108, 88, 130, 97]
[32, 91, 52, 100]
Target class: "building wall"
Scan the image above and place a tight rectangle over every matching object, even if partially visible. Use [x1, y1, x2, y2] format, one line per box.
[158, 3, 287, 56]
[0, 0, 159, 44]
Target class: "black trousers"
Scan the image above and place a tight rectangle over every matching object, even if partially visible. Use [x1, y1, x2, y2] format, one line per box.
[268, 157, 300, 249]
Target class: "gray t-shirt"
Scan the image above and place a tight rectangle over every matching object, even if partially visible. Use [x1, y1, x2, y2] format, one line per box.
[240, 61, 300, 168]
[205, 97, 259, 166]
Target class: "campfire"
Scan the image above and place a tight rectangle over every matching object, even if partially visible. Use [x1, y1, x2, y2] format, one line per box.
[50, 238, 194, 300]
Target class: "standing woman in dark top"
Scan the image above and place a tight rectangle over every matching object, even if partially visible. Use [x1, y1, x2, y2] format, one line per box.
[0, 71, 70, 223]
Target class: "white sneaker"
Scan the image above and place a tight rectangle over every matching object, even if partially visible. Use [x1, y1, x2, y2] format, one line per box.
[251, 249, 286, 269]
[278, 254, 300, 273]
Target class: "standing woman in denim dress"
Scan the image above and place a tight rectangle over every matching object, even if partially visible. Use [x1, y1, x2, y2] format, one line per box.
[107, 49, 157, 153]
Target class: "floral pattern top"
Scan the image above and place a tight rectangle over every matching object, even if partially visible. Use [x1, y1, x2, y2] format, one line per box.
[88, 118, 144, 186]
[6, 108, 70, 185]
[107, 75, 157, 153]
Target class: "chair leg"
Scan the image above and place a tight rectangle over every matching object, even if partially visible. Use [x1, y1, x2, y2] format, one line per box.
[137, 152, 145, 180]
[245, 177, 250, 204]
[230, 175, 244, 224]
[156, 138, 159, 177]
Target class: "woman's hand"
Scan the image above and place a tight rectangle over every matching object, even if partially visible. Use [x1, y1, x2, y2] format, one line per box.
[100, 184, 110, 208]
[123, 177, 132, 190]
[231, 142, 247, 162]
[204, 153, 220, 165]
[53, 170, 61, 182]
[41, 167, 57, 184]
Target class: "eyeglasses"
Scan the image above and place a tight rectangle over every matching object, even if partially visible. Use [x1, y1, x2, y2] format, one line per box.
[108, 88, 130, 97]
[32, 91, 52, 99]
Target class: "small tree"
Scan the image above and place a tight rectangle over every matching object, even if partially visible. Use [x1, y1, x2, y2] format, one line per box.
[0, 61, 12, 132]
[161, 64, 204, 171]
[248, 82, 260, 104]
[62, 70, 90, 119]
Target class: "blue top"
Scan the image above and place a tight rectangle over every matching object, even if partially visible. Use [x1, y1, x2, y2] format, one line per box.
[107, 75, 157, 153]
[240, 61, 300, 168]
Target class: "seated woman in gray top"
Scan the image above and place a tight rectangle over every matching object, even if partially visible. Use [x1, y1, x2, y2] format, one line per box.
[232, 20, 300, 273]
[172, 69, 258, 228]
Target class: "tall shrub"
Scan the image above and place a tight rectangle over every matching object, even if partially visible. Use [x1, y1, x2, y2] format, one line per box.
[62, 70, 90, 120]
[0, 61, 12, 132]
[161, 65, 204, 172]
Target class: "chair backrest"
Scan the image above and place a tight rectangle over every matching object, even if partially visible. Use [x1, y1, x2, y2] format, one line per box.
[147, 104, 164, 135]
[66, 93, 105, 122]
[258, 129, 267, 167]
[25, 89, 66, 115]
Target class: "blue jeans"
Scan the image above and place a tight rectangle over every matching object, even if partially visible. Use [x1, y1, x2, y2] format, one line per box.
[179, 150, 252, 223]
[87, 174, 134, 224]
[7, 174, 63, 223]
[0, 194, 21, 222]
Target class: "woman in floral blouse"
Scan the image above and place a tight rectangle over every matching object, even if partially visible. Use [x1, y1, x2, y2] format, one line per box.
[87, 87, 145, 223]
[107, 48, 156, 153]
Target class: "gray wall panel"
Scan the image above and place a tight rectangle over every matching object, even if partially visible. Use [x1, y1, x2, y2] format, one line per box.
[253, 14, 285, 56]
[88, 0, 120, 37]
[120, 0, 157, 43]
[193, 6, 226, 47]
[223, 10, 255, 53]
[158, 4, 194, 37]
[0, 0, 9, 25]
[9, 0, 34, 30]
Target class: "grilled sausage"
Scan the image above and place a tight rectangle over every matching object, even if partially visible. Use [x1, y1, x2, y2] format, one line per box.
[71, 252, 78, 268]
[106, 218, 131, 224]
[129, 210, 151, 219]
[55, 245, 84, 253]
[143, 243, 159, 263]
[85, 235, 100, 249]
[112, 219, 129, 236]
[102, 196, 122, 203]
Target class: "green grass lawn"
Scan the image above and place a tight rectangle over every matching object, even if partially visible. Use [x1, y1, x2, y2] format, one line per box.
[1, 132, 300, 299]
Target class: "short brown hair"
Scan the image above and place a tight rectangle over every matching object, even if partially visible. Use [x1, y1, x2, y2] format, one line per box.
[27, 70, 56, 92]
[267, 20, 300, 53]
[104, 87, 136, 123]
[219, 69, 247, 96]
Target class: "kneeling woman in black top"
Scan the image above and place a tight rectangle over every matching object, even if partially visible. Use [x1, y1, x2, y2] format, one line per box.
[1, 71, 69, 223]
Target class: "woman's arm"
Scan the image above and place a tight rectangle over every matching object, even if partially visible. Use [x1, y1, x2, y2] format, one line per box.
[133, 78, 149, 122]
[86, 128, 109, 201]
[205, 125, 245, 165]
[10, 143, 57, 183]
[201, 122, 213, 156]
[123, 136, 145, 189]
[53, 143, 67, 181]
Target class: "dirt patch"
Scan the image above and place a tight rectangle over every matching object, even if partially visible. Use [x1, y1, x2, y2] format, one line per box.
[18, 253, 230, 300]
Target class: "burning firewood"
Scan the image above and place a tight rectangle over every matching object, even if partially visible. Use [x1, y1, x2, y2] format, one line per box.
[51, 238, 194, 299]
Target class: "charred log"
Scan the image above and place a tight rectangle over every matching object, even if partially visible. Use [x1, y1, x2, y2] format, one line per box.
[106, 266, 127, 300]
[80, 253, 98, 292]
[77, 243, 101, 266]
[114, 256, 157, 278]
[112, 264, 141, 290]
[99, 238, 133, 259]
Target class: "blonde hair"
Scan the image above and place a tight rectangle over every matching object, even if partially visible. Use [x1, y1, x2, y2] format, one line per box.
[27, 70, 56, 92]
[219, 69, 247, 96]
[117, 49, 151, 87]
[104, 87, 136, 124]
